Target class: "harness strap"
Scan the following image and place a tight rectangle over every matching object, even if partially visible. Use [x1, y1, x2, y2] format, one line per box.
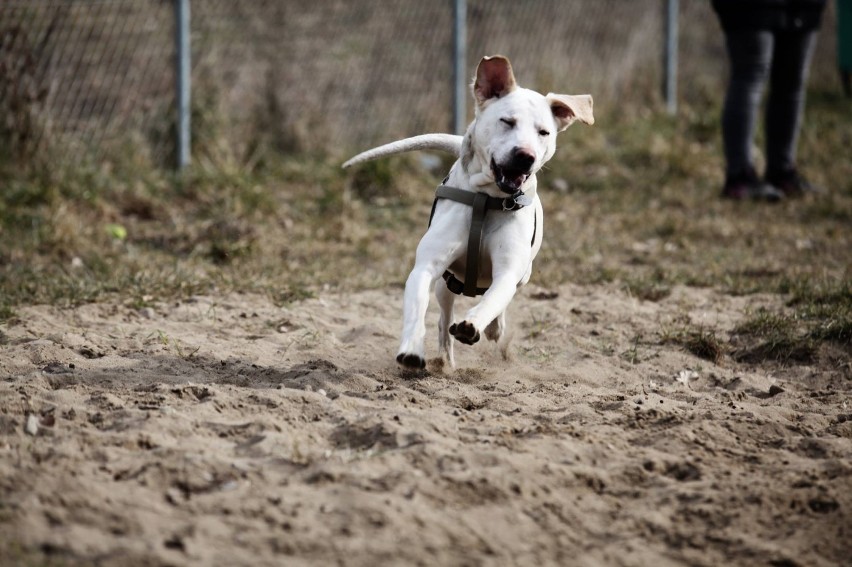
[429, 184, 536, 298]
[430, 185, 527, 219]
[442, 271, 489, 296]
[464, 192, 489, 297]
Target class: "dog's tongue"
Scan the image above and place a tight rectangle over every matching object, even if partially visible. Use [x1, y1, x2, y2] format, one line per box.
[491, 158, 530, 194]
[496, 169, 527, 193]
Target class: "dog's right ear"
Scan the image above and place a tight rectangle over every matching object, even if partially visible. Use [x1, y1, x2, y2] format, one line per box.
[473, 55, 517, 107]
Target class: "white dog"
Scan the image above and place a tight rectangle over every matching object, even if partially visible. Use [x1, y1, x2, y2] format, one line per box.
[343, 55, 594, 369]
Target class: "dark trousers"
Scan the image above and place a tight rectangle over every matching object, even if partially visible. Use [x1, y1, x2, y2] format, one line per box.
[722, 29, 817, 178]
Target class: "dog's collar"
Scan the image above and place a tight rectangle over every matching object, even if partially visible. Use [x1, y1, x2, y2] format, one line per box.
[428, 184, 536, 298]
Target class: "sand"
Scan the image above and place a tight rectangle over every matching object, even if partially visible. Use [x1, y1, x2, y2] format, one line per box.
[1, 283, 849, 566]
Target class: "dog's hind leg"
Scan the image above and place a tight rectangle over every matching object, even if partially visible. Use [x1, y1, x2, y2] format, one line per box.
[484, 312, 504, 342]
[484, 312, 512, 360]
[436, 280, 456, 368]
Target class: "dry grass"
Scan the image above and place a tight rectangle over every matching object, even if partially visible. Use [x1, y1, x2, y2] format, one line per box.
[1, 93, 850, 372]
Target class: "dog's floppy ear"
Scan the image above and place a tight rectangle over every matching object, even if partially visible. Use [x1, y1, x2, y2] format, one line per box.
[473, 55, 517, 106]
[546, 94, 595, 131]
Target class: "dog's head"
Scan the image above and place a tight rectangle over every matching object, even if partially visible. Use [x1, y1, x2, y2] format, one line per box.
[466, 55, 594, 194]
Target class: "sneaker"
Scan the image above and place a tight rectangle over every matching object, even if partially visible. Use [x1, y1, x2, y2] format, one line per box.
[766, 167, 823, 198]
[721, 167, 784, 202]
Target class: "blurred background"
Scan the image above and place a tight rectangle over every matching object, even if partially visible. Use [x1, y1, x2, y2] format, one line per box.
[0, 0, 843, 171]
[0, 1, 849, 327]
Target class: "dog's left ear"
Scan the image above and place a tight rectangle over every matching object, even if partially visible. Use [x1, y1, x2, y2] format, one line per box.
[546, 94, 595, 131]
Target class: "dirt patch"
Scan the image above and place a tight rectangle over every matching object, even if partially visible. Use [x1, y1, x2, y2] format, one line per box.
[1, 284, 849, 566]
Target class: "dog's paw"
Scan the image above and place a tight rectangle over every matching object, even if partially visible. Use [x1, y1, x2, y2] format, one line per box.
[396, 352, 426, 369]
[449, 321, 480, 345]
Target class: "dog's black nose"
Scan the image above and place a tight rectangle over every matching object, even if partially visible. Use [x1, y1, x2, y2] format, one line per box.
[509, 148, 535, 172]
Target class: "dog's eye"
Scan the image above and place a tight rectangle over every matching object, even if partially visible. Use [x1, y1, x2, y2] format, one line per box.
[538, 129, 550, 137]
[500, 118, 516, 128]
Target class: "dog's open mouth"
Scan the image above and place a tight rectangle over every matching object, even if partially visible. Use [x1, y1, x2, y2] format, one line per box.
[491, 158, 531, 194]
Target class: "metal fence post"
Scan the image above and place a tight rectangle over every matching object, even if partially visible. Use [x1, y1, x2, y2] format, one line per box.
[663, 0, 678, 115]
[452, 0, 467, 135]
[175, 0, 191, 169]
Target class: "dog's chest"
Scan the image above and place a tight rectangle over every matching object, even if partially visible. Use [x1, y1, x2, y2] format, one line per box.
[442, 206, 531, 286]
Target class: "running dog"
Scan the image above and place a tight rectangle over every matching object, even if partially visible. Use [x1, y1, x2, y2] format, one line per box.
[343, 55, 594, 369]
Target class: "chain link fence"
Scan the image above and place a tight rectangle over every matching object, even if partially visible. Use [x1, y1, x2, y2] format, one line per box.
[0, 0, 840, 171]
[1, 0, 175, 166]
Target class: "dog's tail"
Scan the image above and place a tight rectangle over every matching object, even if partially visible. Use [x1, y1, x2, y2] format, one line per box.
[342, 133, 463, 169]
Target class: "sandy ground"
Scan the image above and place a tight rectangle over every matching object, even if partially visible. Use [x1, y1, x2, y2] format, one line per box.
[1, 283, 849, 566]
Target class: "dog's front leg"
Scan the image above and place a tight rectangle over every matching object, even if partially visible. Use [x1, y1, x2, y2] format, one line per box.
[449, 272, 521, 346]
[397, 205, 467, 369]
[396, 265, 437, 369]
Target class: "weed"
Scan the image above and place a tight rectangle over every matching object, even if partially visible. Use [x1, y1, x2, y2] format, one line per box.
[623, 277, 671, 302]
[270, 285, 316, 307]
[735, 335, 819, 364]
[810, 317, 852, 344]
[621, 335, 642, 364]
[525, 313, 557, 339]
[660, 327, 725, 364]
[732, 309, 819, 364]
[733, 309, 796, 338]
[0, 303, 16, 324]
[683, 329, 725, 364]
[348, 157, 399, 200]
[157, 330, 170, 346]
[786, 280, 852, 345]
[597, 339, 616, 357]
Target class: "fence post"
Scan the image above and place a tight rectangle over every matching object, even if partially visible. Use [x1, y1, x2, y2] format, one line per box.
[175, 0, 191, 169]
[663, 0, 678, 115]
[452, 0, 467, 135]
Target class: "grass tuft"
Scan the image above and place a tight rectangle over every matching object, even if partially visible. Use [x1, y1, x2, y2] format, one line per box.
[660, 327, 725, 364]
[732, 309, 819, 364]
[683, 329, 725, 364]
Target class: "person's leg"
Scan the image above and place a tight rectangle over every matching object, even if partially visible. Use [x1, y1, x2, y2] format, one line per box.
[720, 30, 782, 200]
[765, 30, 818, 177]
[722, 30, 773, 178]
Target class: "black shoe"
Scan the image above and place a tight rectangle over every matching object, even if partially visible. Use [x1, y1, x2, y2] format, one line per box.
[721, 167, 784, 202]
[765, 167, 823, 198]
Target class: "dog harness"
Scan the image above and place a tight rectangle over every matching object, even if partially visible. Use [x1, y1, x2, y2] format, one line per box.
[428, 184, 536, 297]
